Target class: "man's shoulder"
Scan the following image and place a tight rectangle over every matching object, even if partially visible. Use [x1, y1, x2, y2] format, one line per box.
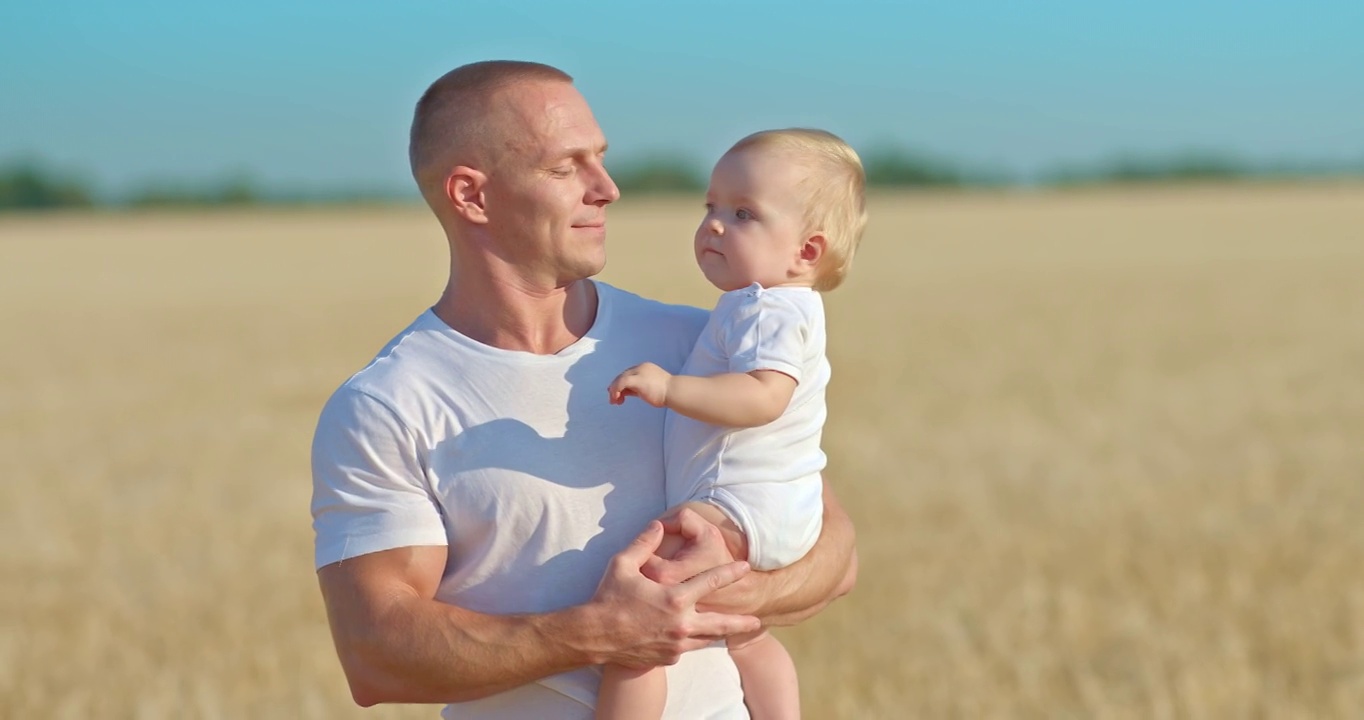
[332, 310, 449, 403]
[598, 282, 708, 337]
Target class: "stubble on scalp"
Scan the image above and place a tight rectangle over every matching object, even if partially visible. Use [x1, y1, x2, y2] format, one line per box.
[408, 61, 573, 206]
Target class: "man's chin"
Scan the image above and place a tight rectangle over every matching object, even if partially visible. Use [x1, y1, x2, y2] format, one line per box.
[583, 249, 608, 277]
[559, 258, 607, 286]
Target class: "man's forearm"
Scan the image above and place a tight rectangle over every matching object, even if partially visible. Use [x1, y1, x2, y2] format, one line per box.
[747, 482, 857, 624]
[319, 525, 761, 707]
[696, 481, 857, 625]
[758, 541, 858, 627]
[323, 569, 601, 705]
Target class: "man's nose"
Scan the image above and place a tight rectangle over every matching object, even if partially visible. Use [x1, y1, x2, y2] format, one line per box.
[588, 163, 620, 205]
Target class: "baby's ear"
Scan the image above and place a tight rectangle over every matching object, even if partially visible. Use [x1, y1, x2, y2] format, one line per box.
[799, 234, 826, 265]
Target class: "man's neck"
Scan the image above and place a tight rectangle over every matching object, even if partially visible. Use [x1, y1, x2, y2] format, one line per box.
[432, 272, 598, 356]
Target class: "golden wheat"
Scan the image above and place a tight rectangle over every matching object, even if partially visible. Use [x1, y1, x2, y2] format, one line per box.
[2, 184, 1362, 718]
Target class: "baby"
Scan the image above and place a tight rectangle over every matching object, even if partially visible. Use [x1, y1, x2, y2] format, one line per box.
[601, 128, 867, 719]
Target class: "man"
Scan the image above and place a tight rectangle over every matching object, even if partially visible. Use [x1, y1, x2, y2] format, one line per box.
[311, 60, 857, 719]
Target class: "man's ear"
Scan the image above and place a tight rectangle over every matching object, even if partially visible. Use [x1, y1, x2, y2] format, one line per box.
[445, 167, 489, 224]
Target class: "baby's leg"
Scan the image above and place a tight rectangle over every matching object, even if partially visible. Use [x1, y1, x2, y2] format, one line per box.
[596, 664, 665, 720]
[727, 629, 800, 720]
[597, 502, 743, 719]
[660, 504, 799, 717]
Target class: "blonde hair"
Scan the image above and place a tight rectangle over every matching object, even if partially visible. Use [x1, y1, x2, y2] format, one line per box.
[728, 129, 867, 291]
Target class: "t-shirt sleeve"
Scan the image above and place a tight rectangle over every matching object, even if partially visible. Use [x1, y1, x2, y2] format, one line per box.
[310, 386, 448, 569]
[720, 290, 809, 383]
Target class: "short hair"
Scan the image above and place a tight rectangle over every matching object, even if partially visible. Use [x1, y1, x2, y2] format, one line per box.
[408, 60, 573, 188]
[728, 129, 867, 291]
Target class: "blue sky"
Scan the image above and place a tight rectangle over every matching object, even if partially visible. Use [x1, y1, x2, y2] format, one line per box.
[2, 1, 1361, 195]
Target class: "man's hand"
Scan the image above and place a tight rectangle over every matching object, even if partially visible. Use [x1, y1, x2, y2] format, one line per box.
[608, 362, 673, 408]
[644, 509, 770, 616]
[587, 520, 760, 669]
[643, 506, 738, 584]
[700, 483, 857, 626]
[315, 520, 765, 706]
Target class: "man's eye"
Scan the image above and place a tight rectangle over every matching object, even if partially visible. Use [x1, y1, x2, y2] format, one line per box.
[550, 167, 573, 177]
[736, 208, 754, 220]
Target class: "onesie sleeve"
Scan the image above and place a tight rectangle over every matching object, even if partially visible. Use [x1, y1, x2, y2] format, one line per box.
[717, 286, 810, 384]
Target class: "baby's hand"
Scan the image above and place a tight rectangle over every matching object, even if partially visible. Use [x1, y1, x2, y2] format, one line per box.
[608, 362, 672, 408]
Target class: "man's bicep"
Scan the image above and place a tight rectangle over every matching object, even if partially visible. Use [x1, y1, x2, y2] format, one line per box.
[316, 544, 449, 702]
[311, 387, 447, 568]
[318, 545, 449, 612]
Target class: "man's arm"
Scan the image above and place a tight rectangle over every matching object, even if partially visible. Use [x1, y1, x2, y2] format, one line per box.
[318, 521, 760, 706]
[648, 482, 857, 627]
[608, 363, 795, 428]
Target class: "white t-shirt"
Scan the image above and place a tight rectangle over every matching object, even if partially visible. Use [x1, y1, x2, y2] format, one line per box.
[311, 281, 748, 720]
[665, 284, 828, 571]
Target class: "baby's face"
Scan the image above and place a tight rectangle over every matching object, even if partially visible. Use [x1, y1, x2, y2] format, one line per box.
[694, 147, 813, 292]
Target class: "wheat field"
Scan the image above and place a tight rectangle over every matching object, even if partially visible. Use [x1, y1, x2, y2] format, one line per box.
[2, 184, 1362, 719]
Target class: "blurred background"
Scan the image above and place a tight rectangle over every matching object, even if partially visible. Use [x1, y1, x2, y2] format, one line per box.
[4, 0, 1363, 206]
[2, 2, 1362, 718]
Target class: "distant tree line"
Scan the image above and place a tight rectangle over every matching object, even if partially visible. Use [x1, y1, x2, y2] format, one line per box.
[604, 149, 1364, 193]
[125, 176, 261, 208]
[607, 155, 707, 193]
[0, 162, 94, 210]
[4, 151, 1363, 212]
[1045, 154, 1259, 186]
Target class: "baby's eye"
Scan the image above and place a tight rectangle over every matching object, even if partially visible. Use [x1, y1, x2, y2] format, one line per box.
[704, 202, 715, 212]
[736, 208, 754, 221]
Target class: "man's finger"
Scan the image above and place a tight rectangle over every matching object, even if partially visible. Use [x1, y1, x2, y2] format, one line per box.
[677, 559, 750, 603]
[666, 506, 712, 542]
[643, 555, 694, 585]
[616, 520, 664, 567]
[686, 611, 762, 640]
[641, 555, 667, 580]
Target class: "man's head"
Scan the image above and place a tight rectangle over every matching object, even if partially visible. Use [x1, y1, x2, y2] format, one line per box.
[410, 61, 620, 287]
[696, 129, 867, 292]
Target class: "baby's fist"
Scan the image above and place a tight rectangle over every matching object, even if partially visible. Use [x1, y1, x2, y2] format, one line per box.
[608, 362, 672, 408]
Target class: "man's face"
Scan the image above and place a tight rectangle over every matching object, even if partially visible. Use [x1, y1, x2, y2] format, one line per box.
[479, 81, 620, 288]
[694, 147, 811, 292]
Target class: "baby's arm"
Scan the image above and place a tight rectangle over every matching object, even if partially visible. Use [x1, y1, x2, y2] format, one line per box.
[608, 362, 795, 428]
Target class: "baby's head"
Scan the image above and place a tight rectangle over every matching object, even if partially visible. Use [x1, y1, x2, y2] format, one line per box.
[696, 128, 866, 292]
